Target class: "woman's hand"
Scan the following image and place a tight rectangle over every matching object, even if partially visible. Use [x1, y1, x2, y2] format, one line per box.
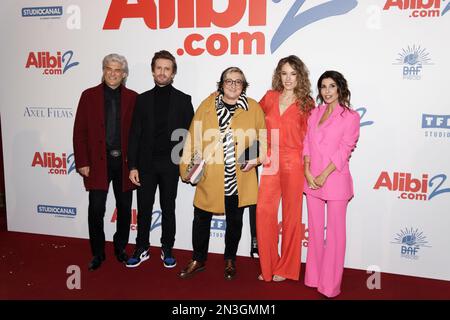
[313, 173, 327, 188]
[305, 171, 319, 190]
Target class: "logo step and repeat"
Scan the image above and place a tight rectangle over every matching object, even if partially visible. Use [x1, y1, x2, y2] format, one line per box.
[1, 0, 448, 281]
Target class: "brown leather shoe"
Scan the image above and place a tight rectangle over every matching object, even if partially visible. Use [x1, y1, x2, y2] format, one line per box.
[178, 260, 205, 279]
[224, 259, 236, 280]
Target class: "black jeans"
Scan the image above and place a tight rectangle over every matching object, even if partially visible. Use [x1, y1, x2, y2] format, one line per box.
[88, 154, 132, 257]
[135, 157, 179, 254]
[192, 195, 245, 262]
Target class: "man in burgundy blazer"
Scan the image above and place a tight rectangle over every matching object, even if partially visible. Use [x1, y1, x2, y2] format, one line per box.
[73, 54, 137, 271]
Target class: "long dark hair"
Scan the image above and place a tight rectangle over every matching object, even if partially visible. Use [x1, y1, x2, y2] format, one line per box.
[316, 70, 351, 110]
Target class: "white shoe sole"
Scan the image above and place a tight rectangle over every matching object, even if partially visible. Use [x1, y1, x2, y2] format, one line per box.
[161, 253, 177, 268]
[125, 254, 149, 268]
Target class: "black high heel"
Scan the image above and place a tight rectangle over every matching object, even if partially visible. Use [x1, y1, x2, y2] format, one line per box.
[250, 237, 259, 258]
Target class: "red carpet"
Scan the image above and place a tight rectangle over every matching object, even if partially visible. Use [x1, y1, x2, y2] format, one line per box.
[1, 217, 449, 301]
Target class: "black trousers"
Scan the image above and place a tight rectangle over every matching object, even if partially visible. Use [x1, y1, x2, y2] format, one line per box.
[135, 157, 179, 253]
[88, 155, 132, 257]
[192, 195, 244, 262]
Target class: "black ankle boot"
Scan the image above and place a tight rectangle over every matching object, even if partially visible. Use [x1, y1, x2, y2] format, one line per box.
[250, 237, 259, 258]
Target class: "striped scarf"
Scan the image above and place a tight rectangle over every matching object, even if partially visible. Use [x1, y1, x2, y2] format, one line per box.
[215, 93, 248, 196]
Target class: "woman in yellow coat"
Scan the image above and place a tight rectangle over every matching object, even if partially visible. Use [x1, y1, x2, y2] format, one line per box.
[179, 66, 266, 280]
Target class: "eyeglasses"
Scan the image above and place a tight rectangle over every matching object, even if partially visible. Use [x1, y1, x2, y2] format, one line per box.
[224, 79, 244, 87]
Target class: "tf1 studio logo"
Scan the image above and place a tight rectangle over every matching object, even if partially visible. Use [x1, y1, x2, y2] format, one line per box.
[373, 171, 450, 201]
[422, 114, 450, 139]
[31, 152, 76, 175]
[210, 218, 226, 238]
[25, 51, 79, 75]
[393, 45, 433, 80]
[391, 227, 431, 260]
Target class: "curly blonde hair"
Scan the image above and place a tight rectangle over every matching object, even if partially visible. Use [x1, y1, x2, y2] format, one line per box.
[272, 55, 314, 114]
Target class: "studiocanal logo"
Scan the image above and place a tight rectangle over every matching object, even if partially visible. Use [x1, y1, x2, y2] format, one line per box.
[23, 106, 74, 119]
[374, 171, 450, 201]
[37, 204, 77, 218]
[391, 227, 431, 260]
[393, 45, 433, 80]
[422, 113, 450, 139]
[22, 6, 63, 19]
[103, 0, 359, 56]
[383, 0, 450, 18]
[25, 51, 79, 75]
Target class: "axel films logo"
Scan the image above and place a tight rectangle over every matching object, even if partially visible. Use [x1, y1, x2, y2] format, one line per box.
[374, 171, 450, 201]
[25, 51, 79, 75]
[31, 152, 76, 175]
[422, 114, 450, 139]
[24, 106, 74, 119]
[383, 0, 450, 18]
[37, 204, 77, 218]
[391, 227, 431, 260]
[22, 6, 63, 19]
[103, 0, 359, 56]
[393, 45, 433, 80]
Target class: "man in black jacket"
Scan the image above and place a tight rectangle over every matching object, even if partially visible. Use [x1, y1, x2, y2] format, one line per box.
[126, 50, 194, 268]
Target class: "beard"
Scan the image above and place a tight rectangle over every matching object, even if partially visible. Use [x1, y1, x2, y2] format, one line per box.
[154, 75, 173, 86]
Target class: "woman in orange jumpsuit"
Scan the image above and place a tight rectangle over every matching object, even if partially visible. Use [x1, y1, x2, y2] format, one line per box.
[257, 55, 314, 281]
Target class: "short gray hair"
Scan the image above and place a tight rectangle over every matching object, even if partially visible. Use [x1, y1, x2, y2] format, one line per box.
[102, 53, 129, 83]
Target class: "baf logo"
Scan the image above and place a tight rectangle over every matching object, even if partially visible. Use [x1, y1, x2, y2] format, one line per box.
[422, 114, 450, 139]
[22, 6, 63, 19]
[111, 208, 161, 231]
[393, 45, 433, 80]
[31, 152, 76, 175]
[373, 171, 450, 201]
[37, 204, 77, 218]
[103, 0, 358, 56]
[25, 51, 79, 75]
[391, 227, 431, 260]
[210, 217, 226, 238]
[383, 0, 450, 18]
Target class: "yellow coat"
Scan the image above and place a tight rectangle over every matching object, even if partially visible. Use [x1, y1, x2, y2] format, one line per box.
[180, 94, 267, 214]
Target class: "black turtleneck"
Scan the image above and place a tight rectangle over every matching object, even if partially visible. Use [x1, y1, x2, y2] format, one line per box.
[153, 84, 172, 158]
[104, 83, 121, 151]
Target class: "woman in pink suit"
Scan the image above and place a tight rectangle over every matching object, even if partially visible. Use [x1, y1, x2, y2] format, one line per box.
[303, 70, 360, 297]
[257, 55, 314, 282]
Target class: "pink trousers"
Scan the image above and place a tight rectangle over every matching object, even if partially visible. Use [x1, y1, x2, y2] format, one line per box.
[304, 194, 348, 298]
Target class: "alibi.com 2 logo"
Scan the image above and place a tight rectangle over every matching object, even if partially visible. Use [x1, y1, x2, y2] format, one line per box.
[374, 171, 450, 201]
[103, 0, 359, 56]
[383, 0, 450, 18]
[25, 51, 79, 75]
[31, 152, 76, 175]
[111, 209, 161, 231]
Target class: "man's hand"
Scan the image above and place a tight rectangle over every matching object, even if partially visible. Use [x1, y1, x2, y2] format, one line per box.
[129, 169, 141, 186]
[78, 166, 90, 177]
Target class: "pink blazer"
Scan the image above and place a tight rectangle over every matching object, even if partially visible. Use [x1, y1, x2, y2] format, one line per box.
[303, 104, 360, 200]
